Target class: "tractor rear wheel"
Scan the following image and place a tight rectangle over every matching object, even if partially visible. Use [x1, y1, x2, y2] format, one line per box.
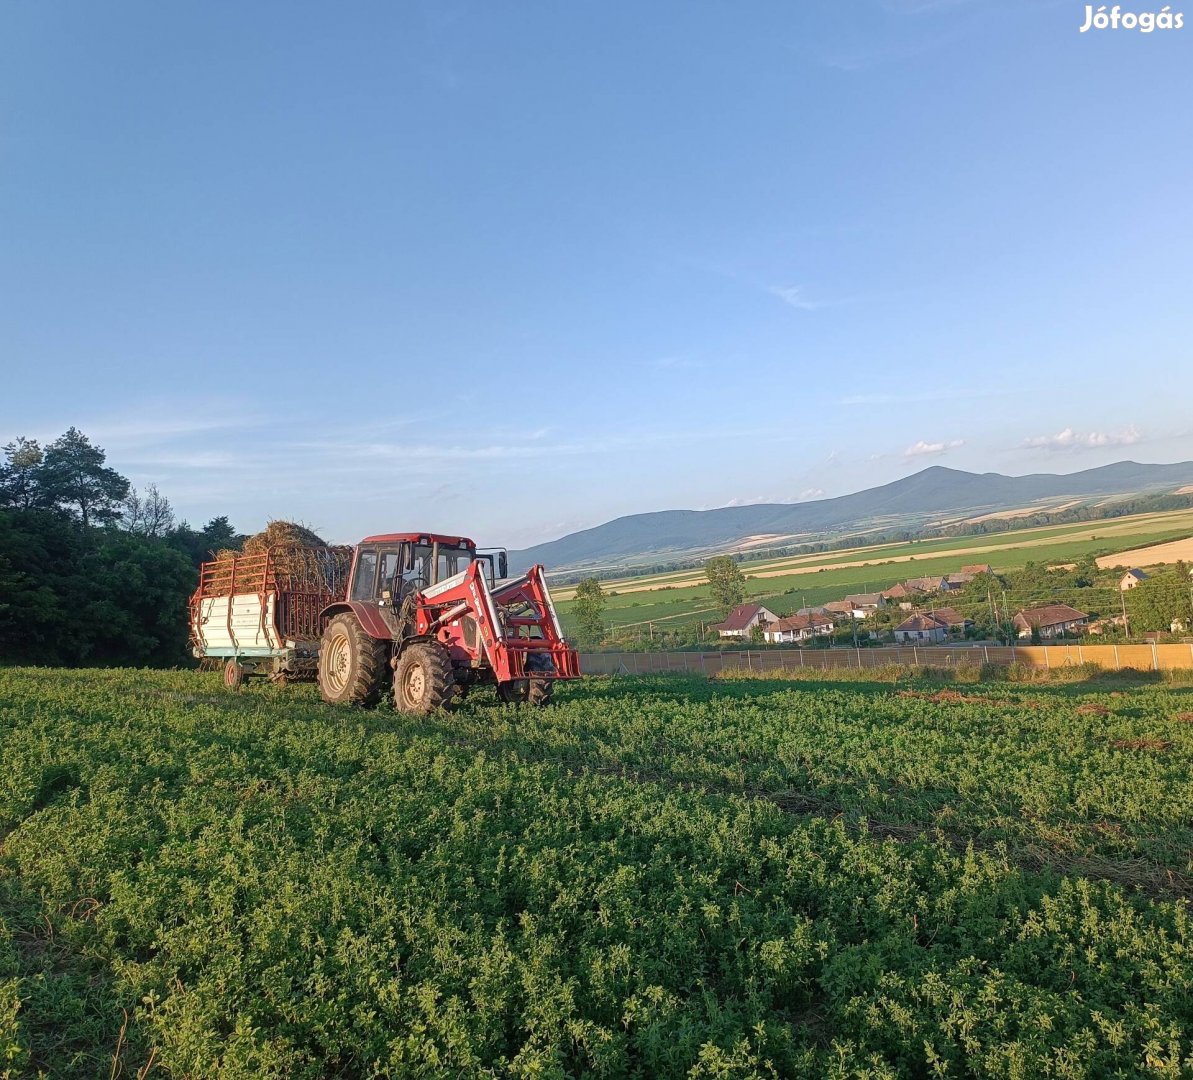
[394, 643, 457, 714]
[319, 612, 387, 707]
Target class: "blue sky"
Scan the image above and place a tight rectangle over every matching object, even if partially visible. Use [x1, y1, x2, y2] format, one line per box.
[2, 1, 1191, 548]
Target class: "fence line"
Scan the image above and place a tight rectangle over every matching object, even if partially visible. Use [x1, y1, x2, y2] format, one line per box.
[577, 643, 1193, 677]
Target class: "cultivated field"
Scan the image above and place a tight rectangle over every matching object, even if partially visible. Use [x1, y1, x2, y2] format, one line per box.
[2, 668, 1192, 1077]
[554, 508, 1193, 630]
[1096, 536, 1193, 569]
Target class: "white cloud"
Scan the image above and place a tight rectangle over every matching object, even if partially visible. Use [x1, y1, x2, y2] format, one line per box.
[1022, 426, 1141, 451]
[905, 438, 965, 458]
[767, 285, 825, 311]
[798, 488, 826, 500]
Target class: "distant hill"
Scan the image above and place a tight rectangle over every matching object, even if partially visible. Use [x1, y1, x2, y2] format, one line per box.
[508, 461, 1193, 572]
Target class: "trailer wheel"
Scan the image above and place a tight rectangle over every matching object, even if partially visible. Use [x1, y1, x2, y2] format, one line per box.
[528, 678, 554, 707]
[318, 613, 387, 707]
[223, 659, 246, 691]
[394, 643, 456, 714]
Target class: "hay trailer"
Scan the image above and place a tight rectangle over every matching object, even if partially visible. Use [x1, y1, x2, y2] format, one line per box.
[190, 549, 347, 689]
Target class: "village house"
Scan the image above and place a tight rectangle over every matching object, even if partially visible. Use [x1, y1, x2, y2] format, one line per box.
[943, 573, 973, 590]
[823, 599, 855, 618]
[711, 603, 778, 639]
[1119, 569, 1149, 591]
[881, 583, 920, 610]
[928, 606, 974, 634]
[845, 593, 886, 617]
[960, 564, 994, 576]
[763, 613, 834, 644]
[894, 613, 949, 645]
[903, 576, 948, 594]
[1012, 604, 1090, 640]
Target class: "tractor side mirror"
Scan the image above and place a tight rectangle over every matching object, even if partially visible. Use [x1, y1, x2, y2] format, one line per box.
[498, 552, 508, 579]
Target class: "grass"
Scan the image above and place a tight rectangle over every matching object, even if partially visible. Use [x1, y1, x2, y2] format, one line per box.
[2, 667, 1192, 1077]
[554, 508, 1193, 631]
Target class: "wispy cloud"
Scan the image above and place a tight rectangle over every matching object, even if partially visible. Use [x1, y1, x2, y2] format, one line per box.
[1022, 426, 1142, 451]
[767, 285, 827, 311]
[905, 438, 965, 458]
[798, 487, 826, 500]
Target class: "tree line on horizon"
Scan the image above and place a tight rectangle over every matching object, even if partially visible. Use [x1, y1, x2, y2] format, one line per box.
[0, 428, 247, 667]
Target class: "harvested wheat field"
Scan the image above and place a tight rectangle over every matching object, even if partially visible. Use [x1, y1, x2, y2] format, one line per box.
[1097, 536, 1193, 569]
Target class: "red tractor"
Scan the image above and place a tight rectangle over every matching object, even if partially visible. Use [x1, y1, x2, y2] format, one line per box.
[190, 531, 580, 711]
[316, 532, 579, 711]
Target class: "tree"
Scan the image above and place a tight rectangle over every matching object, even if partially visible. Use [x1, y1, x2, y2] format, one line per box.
[1126, 571, 1193, 634]
[572, 577, 607, 648]
[123, 483, 175, 537]
[0, 437, 53, 510]
[705, 556, 745, 614]
[167, 515, 245, 568]
[38, 427, 130, 531]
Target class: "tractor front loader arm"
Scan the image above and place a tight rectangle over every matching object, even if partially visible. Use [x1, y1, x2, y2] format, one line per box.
[415, 562, 580, 682]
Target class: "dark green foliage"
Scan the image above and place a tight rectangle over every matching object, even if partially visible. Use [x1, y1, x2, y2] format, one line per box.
[1127, 569, 1193, 633]
[0, 427, 248, 668]
[0, 511, 195, 667]
[2, 670, 1191, 1077]
[167, 516, 247, 569]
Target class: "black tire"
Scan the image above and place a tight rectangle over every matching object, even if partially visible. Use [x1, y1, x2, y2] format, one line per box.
[496, 679, 529, 704]
[318, 612, 387, 706]
[528, 678, 554, 707]
[223, 659, 245, 691]
[394, 642, 457, 714]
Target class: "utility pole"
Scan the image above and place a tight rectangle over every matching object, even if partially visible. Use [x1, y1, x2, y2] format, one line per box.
[1120, 586, 1130, 640]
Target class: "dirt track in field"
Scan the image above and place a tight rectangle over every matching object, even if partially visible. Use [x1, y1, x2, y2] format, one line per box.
[1097, 536, 1193, 568]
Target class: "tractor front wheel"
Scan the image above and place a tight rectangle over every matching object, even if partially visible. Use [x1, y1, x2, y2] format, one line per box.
[318, 613, 388, 706]
[496, 679, 529, 704]
[394, 643, 457, 714]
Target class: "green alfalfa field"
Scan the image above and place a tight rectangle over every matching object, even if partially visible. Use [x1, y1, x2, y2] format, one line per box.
[2, 666, 1192, 1078]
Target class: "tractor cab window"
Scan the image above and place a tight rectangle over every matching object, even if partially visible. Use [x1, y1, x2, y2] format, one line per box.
[437, 549, 473, 582]
[378, 550, 403, 598]
[408, 545, 434, 588]
[352, 550, 379, 601]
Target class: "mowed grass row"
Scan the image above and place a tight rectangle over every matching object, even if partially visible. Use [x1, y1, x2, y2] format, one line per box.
[1, 668, 1192, 1077]
[555, 509, 1193, 630]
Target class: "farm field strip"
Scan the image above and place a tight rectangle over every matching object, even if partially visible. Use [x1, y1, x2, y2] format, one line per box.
[1, 668, 1192, 1077]
[556, 515, 1193, 630]
[553, 507, 1193, 603]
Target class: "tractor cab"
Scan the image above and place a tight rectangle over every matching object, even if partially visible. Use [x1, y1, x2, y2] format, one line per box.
[347, 533, 506, 606]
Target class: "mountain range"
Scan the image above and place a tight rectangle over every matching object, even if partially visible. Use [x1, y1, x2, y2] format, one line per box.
[508, 461, 1193, 573]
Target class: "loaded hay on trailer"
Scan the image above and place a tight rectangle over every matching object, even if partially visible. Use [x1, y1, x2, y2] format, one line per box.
[210, 520, 352, 595]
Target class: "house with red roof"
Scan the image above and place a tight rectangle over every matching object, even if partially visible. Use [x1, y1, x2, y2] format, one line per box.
[710, 603, 778, 639]
[1012, 604, 1089, 640]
